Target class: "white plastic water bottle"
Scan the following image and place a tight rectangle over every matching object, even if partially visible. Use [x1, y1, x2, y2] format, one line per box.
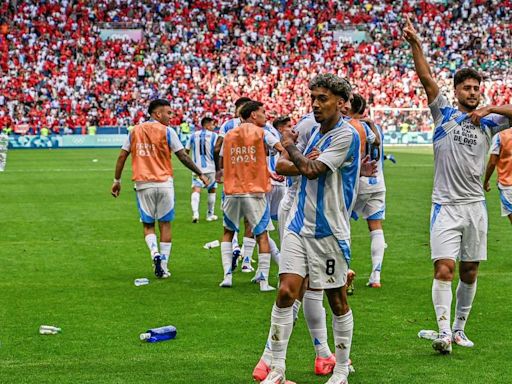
[203, 240, 220, 250]
[418, 329, 438, 340]
[39, 325, 61, 335]
[134, 278, 150, 286]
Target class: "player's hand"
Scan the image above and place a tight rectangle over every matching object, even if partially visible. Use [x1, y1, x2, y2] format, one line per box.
[306, 148, 320, 160]
[360, 155, 378, 177]
[484, 181, 491, 192]
[281, 127, 299, 148]
[215, 169, 224, 184]
[468, 106, 492, 125]
[199, 174, 210, 187]
[403, 15, 420, 45]
[111, 182, 121, 198]
[270, 172, 285, 183]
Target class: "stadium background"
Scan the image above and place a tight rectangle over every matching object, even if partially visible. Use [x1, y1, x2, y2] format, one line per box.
[1, 1, 511, 383]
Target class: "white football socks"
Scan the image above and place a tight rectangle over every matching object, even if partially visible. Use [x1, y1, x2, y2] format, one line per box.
[191, 191, 200, 217]
[262, 300, 301, 365]
[232, 235, 240, 252]
[220, 242, 232, 276]
[207, 192, 216, 216]
[453, 279, 477, 332]
[292, 299, 302, 324]
[268, 236, 281, 265]
[242, 236, 257, 265]
[432, 279, 452, 336]
[303, 290, 332, 358]
[258, 252, 271, 281]
[269, 304, 294, 372]
[144, 234, 159, 258]
[369, 229, 385, 283]
[332, 310, 353, 377]
[159, 242, 171, 272]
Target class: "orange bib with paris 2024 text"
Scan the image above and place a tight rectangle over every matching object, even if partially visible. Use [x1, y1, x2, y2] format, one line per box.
[223, 123, 271, 195]
[130, 121, 174, 182]
[497, 130, 512, 187]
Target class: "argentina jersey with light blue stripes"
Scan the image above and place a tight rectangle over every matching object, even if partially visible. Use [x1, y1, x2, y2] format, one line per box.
[265, 123, 285, 186]
[286, 120, 361, 241]
[281, 113, 319, 211]
[186, 129, 218, 173]
[359, 123, 386, 194]
[429, 93, 511, 204]
[219, 118, 241, 138]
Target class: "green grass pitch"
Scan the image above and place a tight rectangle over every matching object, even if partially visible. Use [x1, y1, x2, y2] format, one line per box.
[0, 147, 511, 383]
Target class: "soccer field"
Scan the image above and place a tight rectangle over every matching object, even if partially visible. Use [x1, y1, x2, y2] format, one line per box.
[1, 147, 511, 384]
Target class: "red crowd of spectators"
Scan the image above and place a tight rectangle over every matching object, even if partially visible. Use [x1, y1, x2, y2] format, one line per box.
[0, 0, 510, 134]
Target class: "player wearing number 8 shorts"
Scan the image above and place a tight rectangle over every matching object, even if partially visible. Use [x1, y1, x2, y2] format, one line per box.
[260, 74, 377, 384]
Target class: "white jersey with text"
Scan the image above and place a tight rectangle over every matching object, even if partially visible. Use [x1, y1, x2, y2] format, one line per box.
[430, 93, 511, 204]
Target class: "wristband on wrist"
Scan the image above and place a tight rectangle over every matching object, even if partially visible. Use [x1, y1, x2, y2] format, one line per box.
[113, 178, 121, 183]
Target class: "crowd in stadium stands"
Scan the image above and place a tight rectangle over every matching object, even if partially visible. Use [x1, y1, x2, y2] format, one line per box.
[0, 0, 510, 135]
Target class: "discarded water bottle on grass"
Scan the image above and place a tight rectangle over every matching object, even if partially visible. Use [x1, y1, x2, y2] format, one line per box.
[39, 325, 61, 335]
[203, 240, 220, 250]
[140, 325, 177, 343]
[418, 329, 438, 340]
[134, 278, 149, 286]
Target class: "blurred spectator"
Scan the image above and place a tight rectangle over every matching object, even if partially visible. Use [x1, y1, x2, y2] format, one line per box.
[0, 0, 510, 135]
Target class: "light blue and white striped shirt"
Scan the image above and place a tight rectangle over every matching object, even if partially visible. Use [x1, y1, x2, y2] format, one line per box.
[219, 118, 241, 138]
[186, 129, 218, 173]
[286, 119, 361, 242]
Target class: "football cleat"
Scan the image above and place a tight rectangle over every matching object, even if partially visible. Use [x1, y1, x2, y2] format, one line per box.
[314, 354, 336, 376]
[324, 373, 348, 384]
[260, 281, 276, 292]
[206, 214, 218, 222]
[366, 281, 381, 288]
[432, 333, 452, 354]
[252, 359, 271, 382]
[452, 330, 474, 348]
[219, 274, 232, 288]
[242, 264, 254, 273]
[153, 255, 164, 278]
[261, 369, 295, 384]
[192, 215, 199, 223]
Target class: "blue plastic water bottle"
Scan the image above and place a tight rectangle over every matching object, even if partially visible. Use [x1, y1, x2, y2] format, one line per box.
[140, 325, 177, 343]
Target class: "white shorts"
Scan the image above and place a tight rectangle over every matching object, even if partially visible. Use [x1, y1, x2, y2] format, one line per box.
[353, 191, 386, 220]
[136, 187, 175, 223]
[267, 185, 286, 221]
[430, 202, 488, 262]
[279, 231, 350, 289]
[191, 172, 216, 191]
[223, 196, 270, 236]
[499, 188, 512, 216]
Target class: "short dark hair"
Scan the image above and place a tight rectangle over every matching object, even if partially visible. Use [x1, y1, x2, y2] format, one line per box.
[273, 115, 291, 129]
[309, 74, 352, 101]
[201, 116, 214, 127]
[454, 68, 482, 88]
[351, 93, 367, 115]
[148, 99, 170, 115]
[239, 101, 264, 120]
[234, 97, 252, 109]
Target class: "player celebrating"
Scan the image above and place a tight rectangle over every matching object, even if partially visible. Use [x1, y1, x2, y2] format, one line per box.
[111, 99, 209, 279]
[404, 17, 512, 354]
[262, 74, 373, 384]
[186, 116, 219, 223]
[483, 130, 512, 224]
[219, 100, 283, 292]
[350, 94, 387, 288]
